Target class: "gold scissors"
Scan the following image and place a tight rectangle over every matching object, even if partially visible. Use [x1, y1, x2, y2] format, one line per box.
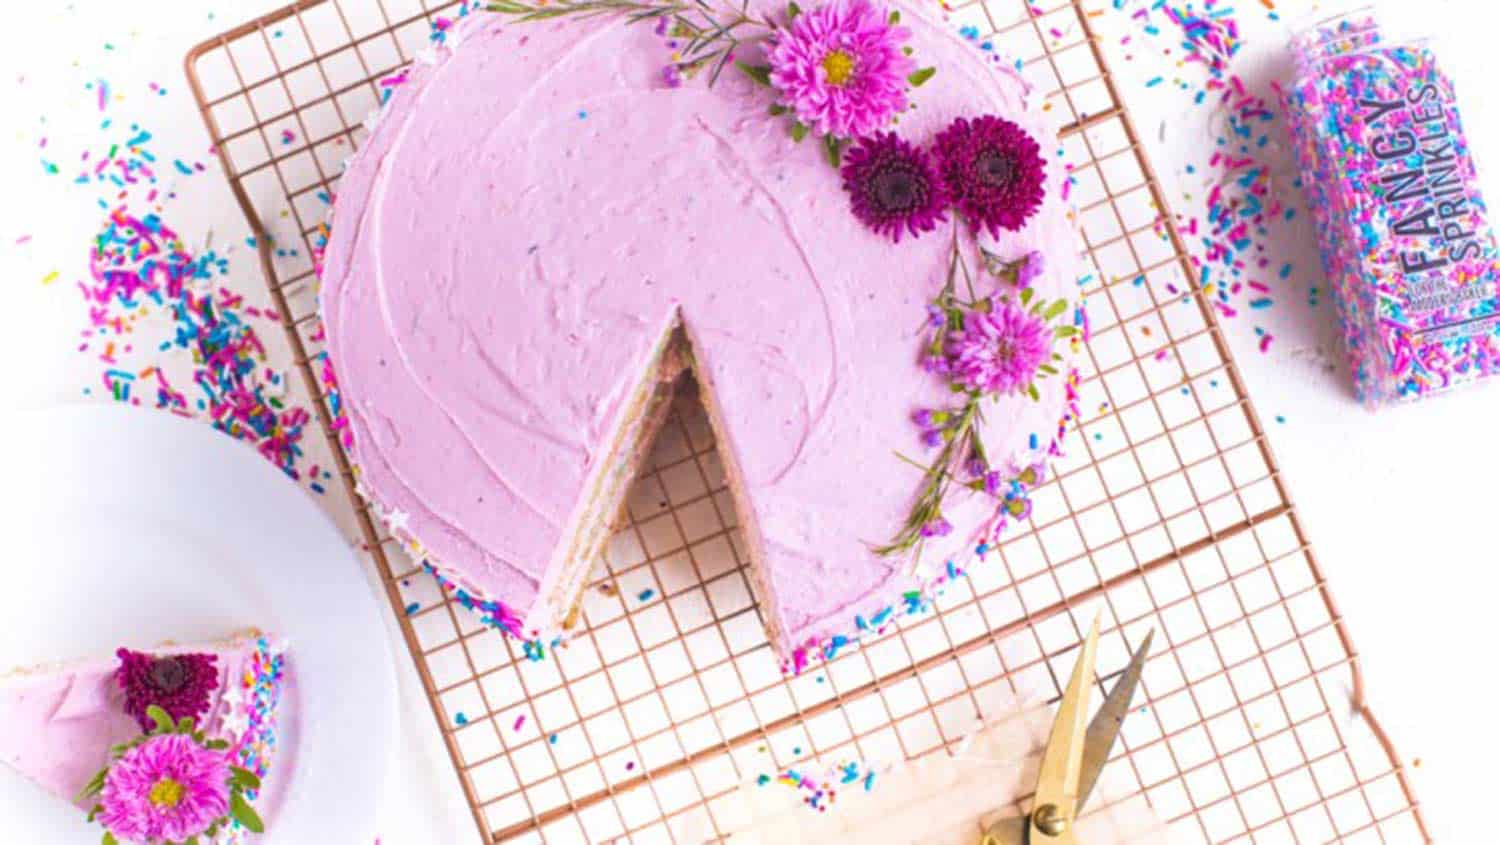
[980, 620, 1155, 845]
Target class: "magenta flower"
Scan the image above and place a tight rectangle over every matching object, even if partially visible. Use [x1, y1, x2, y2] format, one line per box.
[841, 132, 947, 241]
[116, 649, 219, 732]
[934, 115, 1047, 237]
[766, 0, 914, 138]
[1016, 251, 1046, 288]
[920, 517, 952, 538]
[97, 734, 231, 844]
[945, 299, 1052, 396]
[983, 470, 1004, 495]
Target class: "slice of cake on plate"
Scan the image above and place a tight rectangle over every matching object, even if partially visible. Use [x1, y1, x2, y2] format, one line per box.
[320, 0, 1084, 667]
[0, 630, 288, 844]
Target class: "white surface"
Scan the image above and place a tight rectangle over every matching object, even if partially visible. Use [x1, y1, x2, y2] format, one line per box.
[1, 1, 1496, 842]
[0, 404, 397, 842]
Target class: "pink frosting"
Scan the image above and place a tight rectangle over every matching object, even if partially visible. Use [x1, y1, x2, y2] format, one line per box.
[0, 638, 267, 806]
[320, 0, 1079, 652]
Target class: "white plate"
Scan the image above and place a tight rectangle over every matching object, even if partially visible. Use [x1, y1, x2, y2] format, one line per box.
[0, 403, 395, 842]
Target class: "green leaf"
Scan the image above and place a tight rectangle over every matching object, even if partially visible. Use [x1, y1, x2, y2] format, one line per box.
[736, 62, 772, 86]
[889, 9, 901, 23]
[88, 804, 104, 823]
[102, 833, 119, 845]
[789, 121, 809, 143]
[205, 738, 230, 750]
[146, 705, 173, 734]
[1027, 383, 1041, 401]
[230, 792, 265, 834]
[1054, 325, 1080, 338]
[186, 837, 199, 845]
[1039, 364, 1058, 375]
[1018, 286, 1035, 306]
[787, 1, 801, 19]
[230, 766, 263, 792]
[1042, 299, 1069, 321]
[823, 134, 843, 168]
[767, 103, 788, 116]
[907, 67, 936, 88]
[178, 716, 196, 733]
[77, 768, 107, 802]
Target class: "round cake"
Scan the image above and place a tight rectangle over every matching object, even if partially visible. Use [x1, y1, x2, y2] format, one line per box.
[320, 0, 1082, 664]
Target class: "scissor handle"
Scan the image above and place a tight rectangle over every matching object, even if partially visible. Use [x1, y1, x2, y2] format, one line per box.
[980, 815, 1029, 845]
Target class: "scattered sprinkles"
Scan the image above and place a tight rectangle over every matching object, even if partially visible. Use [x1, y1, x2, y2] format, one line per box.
[756, 759, 879, 813]
[34, 84, 327, 491]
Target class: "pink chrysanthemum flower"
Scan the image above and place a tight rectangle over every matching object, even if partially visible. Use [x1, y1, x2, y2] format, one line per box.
[934, 115, 1047, 237]
[945, 299, 1051, 396]
[766, 0, 914, 138]
[97, 734, 231, 844]
[116, 650, 218, 732]
[841, 132, 947, 241]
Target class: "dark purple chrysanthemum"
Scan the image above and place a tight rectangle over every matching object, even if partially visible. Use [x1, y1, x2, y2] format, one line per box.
[841, 132, 947, 242]
[116, 650, 219, 731]
[933, 115, 1047, 237]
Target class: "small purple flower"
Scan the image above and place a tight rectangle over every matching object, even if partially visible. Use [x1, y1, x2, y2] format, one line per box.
[926, 304, 946, 327]
[920, 517, 952, 538]
[965, 458, 987, 478]
[841, 132, 948, 242]
[1019, 462, 1047, 486]
[662, 64, 684, 88]
[921, 355, 950, 375]
[911, 408, 936, 427]
[1016, 251, 1045, 288]
[933, 115, 1047, 237]
[653, 15, 670, 36]
[983, 471, 1004, 495]
[766, 0, 914, 138]
[920, 428, 945, 448]
[1004, 495, 1033, 520]
[944, 298, 1052, 396]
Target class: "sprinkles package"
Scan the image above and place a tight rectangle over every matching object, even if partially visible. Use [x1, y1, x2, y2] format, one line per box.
[1284, 10, 1500, 407]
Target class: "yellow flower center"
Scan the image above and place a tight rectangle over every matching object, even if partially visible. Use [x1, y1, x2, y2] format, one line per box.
[821, 50, 856, 86]
[148, 777, 185, 809]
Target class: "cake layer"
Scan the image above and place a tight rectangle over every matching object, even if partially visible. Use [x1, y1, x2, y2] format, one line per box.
[321, 0, 1079, 652]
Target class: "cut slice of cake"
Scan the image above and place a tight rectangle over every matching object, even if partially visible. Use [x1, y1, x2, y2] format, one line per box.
[0, 631, 288, 843]
[320, 0, 1083, 664]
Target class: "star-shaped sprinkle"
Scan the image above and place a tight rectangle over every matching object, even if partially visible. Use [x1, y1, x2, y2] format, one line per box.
[220, 709, 250, 740]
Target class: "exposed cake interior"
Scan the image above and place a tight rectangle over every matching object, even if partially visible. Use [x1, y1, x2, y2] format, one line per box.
[527, 319, 687, 634]
[514, 316, 793, 651]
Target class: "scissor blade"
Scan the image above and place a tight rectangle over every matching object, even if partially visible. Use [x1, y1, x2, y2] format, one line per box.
[1031, 617, 1100, 838]
[1076, 628, 1155, 812]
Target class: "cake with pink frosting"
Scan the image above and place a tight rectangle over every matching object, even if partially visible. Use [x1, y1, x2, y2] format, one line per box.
[0, 631, 287, 843]
[320, 0, 1082, 665]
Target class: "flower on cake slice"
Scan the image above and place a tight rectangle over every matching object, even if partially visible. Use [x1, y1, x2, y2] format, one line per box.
[81, 706, 264, 845]
[115, 649, 219, 733]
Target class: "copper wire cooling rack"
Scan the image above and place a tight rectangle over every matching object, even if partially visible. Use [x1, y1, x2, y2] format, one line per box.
[185, 1, 1429, 841]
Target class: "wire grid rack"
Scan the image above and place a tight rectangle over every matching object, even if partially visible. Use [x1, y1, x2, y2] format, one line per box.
[183, 0, 1429, 841]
